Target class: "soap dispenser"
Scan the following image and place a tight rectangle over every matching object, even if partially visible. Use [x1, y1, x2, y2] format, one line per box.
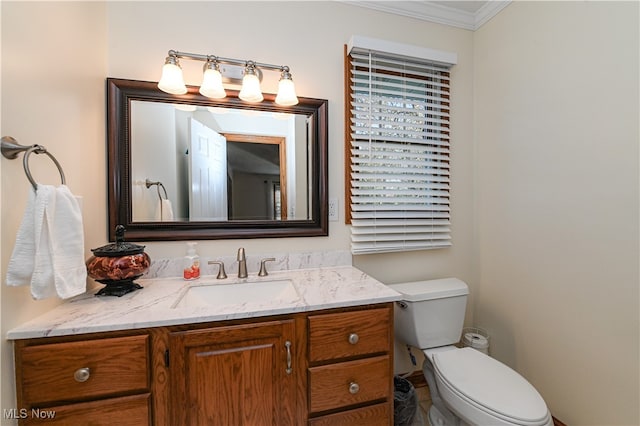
[183, 242, 200, 280]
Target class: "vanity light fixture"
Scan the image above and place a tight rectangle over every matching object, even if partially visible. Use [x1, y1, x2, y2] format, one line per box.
[199, 58, 226, 99]
[158, 55, 187, 95]
[238, 61, 263, 103]
[157, 50, 298, 106]
[275, 67, 299, 106]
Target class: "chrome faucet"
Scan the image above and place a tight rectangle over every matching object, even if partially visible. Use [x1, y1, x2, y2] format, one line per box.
[237, 247, 248, 278]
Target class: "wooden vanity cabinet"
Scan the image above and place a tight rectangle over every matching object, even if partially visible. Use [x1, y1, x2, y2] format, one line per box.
[307, 306, 394, 426]
[13, 303, 393, 426]
[167, 319, 298, 426]
[14, 332, 152, 425]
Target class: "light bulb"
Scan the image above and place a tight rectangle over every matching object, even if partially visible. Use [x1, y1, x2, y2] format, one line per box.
[275, 73, 298, 106]
[158, 56, 187, 95]
[199, 61, 226, 99]
[239, 63, 263, 103]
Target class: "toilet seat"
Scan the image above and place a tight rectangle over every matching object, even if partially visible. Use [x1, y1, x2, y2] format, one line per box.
[429, 347, 551, 426]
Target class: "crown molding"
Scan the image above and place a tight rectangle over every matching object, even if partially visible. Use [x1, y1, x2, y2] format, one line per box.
[340, 1, 511, 31]
[474, 1, 511, 29]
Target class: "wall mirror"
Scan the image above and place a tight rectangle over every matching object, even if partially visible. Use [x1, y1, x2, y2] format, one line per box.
[107, 78, 328, 241]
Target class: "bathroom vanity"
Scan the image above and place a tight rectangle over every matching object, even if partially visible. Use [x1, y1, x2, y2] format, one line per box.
[9, 266, 400, 425]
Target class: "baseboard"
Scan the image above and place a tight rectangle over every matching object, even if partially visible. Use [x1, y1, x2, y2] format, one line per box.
[404, 371, 568, 426]
[404, 370, 427, 388]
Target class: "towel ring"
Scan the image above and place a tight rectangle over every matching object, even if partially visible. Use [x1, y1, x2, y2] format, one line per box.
[1, 136, 66, 191]
[145, 178, 168, 200]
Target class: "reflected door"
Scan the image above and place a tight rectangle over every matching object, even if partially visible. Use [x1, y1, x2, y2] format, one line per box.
[188, 118, 228, 221]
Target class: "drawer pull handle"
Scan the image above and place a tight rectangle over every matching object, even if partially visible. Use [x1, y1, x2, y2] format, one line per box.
[348, 382, 360, 394]
[348, 333, 359, 345]
[285, 340, 292, 375]
[74, 367, 90, 383]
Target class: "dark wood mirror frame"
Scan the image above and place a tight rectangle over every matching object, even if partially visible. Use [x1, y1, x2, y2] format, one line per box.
[107, 78, 328, 241]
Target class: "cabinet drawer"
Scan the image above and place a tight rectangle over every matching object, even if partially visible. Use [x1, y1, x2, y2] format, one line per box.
[20, 335, 149, 405]
[308, 402, 391, 426]
[24, 394, 151, 426]
[308, 307, 390, 362]
[308, 355, 390, 413]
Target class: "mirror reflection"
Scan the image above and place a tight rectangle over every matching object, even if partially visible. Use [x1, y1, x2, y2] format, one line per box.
[130, 101, 312, 223]
[106, 78, 328, 241]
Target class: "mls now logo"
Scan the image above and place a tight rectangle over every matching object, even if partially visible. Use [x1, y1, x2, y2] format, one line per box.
[4, 408, 56, 420]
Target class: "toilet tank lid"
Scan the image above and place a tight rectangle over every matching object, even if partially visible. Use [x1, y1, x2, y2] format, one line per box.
[388, 278, 469, 301]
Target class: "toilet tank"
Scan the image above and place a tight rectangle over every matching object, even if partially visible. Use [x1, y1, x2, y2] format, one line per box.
[388, 278, 468, 349]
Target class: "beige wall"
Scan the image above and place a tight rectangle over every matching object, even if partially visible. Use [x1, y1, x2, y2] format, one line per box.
[105, 0, 475, 375]
[0, 1, 475, 422]
[103, 0, 475, 265]
[1, 1, 638, 425]
[1, 2, 108, 423]
[474, 2, 639, 425]
[0, 6, 3, 422]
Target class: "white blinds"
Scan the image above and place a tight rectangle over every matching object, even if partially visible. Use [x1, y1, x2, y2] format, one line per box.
[348, 48, 454, 254]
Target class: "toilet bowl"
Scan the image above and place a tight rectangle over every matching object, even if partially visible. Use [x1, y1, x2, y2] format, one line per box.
[426, 347, 552, 426]
[388, 279, 553, 426]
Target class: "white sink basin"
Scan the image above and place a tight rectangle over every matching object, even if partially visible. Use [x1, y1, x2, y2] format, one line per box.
[172, 279, 300, 309]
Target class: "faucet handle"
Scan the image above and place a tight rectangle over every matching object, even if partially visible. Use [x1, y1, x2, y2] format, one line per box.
[258, 258, 276, 277]
[208, 261, 227, 279]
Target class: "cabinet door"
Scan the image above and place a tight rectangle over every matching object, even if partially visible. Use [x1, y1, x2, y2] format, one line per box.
[169, 320, 296, 426]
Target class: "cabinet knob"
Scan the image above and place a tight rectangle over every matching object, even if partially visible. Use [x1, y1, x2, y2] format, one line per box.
[348, 382, 360, 394]
[74, 367, 90, 383]
[348, 333, 359, 345]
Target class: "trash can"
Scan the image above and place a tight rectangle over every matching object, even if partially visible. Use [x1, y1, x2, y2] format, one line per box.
[393, 375, 417, 426]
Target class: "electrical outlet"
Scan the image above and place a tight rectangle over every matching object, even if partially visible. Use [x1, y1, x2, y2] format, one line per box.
[328, 198, 338, 221]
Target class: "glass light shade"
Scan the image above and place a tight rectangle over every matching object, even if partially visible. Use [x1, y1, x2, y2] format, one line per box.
[199, 66, 226, 99]
[158, 61, 187, 95]
[239, 73, 263, 103]
[275, 78, 299, 106]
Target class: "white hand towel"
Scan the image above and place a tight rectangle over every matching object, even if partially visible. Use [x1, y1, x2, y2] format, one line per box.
[30, 185, 56, 299]
[6, 184, 87, 300]
[6, 188, 38, 287]
[154, 198, 174, 221]
[49, 186, 87, 299]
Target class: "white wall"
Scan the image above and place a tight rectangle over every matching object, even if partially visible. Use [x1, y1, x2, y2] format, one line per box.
[0, 2, 107, 423]
[131, 101, 178, 221]
[474, 2, 639, 424]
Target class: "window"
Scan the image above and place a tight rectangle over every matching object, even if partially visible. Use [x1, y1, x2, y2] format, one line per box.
[345, 36, 457, 254]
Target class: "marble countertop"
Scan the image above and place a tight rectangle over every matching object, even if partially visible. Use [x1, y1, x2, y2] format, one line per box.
[7, 266, 401, 340]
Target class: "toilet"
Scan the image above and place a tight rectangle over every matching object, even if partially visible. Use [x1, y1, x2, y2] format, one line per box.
[389, 278, 553, 426]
